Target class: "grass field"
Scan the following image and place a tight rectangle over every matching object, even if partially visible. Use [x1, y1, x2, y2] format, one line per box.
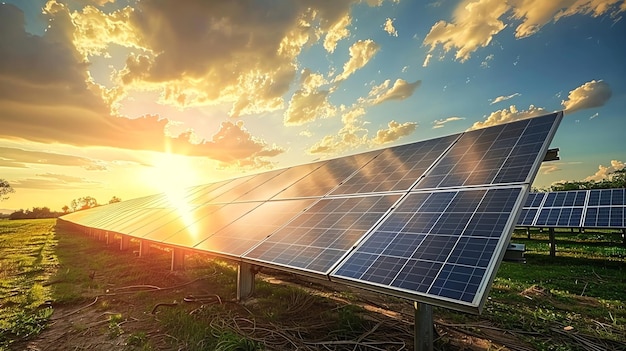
[1, 219, 625, 350]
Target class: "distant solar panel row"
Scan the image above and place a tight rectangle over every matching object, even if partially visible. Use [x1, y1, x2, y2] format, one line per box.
[518, 188, 626, 228]
[61, 112, 562, 313]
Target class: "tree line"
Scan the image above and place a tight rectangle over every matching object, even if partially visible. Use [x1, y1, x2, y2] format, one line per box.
[533, 167, 626, 192]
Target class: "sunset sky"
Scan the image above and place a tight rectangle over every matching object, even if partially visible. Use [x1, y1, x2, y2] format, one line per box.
[1, 0, 625, 212]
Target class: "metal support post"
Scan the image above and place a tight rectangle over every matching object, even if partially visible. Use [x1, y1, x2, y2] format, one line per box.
[120, 235, 130, 251]
[105, 231, 111, 245]
[622, 229, 626, 246]
[171, 248, 185, 271]
[526, 227, 530, 239]
[414, 302, 433, 351]
[549, 227, 556, 257]
[237, 262, 257, 301]
[139, 240, 151, 257]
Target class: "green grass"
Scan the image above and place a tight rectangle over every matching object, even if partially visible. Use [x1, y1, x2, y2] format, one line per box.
[436, 228, 626, 350]
[0, 219, 58, 350]
[2, 220, 625, 350]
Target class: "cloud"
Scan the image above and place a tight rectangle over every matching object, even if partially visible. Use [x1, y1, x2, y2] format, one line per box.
[284, 90, 337, 126]
[481, 54, 494, 68]
[469, 105, 547, 130]
[324, 14, 352, 53]
[422, 53, 433, 67]
[371, 120, 418, 145]
[175, 121, 285, 167]
[308, 108, 369, 154]
[67, 0, 366, 116]
[0, 147, 106, 170]
[423, 0, 509, 62]
[334, 39, 380, 82]
[584, 160, 625, 182]
[383, 18, 398, 36]
[561, 80, 612, 113]
[12, 173, 101, 190]
[490, 92, 521, 105]
[432, 116, 465, 129]
[423, 0, 626, 62]
[539, 164, 561, 175]
[0, 3, 285, 168]
[367, 79, 421, 105]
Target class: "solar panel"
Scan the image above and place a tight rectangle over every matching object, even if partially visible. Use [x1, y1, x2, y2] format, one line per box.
[244, 194, 401, 274]
[415, 112, 559, 189]
[194, 198, 316, 256]
[518, 189, 625, 229]
[272, 150, 380, 199]
[329, 135, 458, 195]
[60, 111, 564, 314]
[331, 186, 525, 311]
[584, 188, 626, 228]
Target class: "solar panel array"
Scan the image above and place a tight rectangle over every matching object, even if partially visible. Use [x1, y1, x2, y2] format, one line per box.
[517, 188, 626, 228]
[61, 111, 562, 313]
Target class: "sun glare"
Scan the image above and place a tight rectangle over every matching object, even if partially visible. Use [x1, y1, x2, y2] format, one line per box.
[147, 152, 202, 238]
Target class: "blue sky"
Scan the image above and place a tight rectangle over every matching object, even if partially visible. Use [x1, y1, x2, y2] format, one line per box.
[0, 0, 624, 211]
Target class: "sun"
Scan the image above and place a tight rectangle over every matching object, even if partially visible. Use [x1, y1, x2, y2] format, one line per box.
[145, 152, 203, 238]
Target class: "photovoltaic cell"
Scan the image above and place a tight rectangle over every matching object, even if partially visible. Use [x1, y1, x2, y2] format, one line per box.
[584, 188, 626, 228]
[415, 113, 559, 189]
[194, 199, 316, 256]
[331, 187, 524, 308]
[244, 194, 401, 274]
[518, 189, 625, 229]
[273, 150, 380, 199]
[329, 135, 458, 195]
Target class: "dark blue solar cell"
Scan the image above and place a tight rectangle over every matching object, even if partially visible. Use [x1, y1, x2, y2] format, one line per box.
[546, 209, 559, 226]
[597, 207, 611, 226]
[588, 190, 600, 206]
[584, 207, 598, 227]
[574, 191, 587, 206]
[612, 189, 626, 206]
[569, 208, 583, 227]
[447, 237, 498, 267]
[599, 190, 612, 206]
[360, 256, 406, 285]
[390, 260, 443, 293]
[557, 208, 572, 226]
[519, 208, 537, 226]
[429, 264, 485, 303]
[382, 233, 427, 257]
[529, 193, 545, 207]
[535, 209, 550, 226]
[610, 207, 624, 227]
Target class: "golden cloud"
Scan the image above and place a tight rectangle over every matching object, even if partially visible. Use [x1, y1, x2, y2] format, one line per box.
[561, 80, 612, 113]
[334, 39, 380, 82]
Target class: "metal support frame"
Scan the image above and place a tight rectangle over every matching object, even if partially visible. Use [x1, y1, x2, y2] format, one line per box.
[237, 262, 257, 301]
[120, 235, 130, 251]
[414, 302, 433, 351]
[549, 227, 556, 257]
[139, 240, 151, 257]
[171, 248, 185, 271]
[622, 229, 626, 246]
[105, 231, 112, 245]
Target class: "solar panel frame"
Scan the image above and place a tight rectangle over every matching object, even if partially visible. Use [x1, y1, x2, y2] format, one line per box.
[329, 185, 529, 313]
[518, 189, 625, 229]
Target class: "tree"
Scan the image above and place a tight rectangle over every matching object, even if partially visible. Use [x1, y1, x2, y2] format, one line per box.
[70, 196, 99, 211]
[0, 179, 15, 201]
[109, 196, 122, 204]
[62, 205, 70, 214]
